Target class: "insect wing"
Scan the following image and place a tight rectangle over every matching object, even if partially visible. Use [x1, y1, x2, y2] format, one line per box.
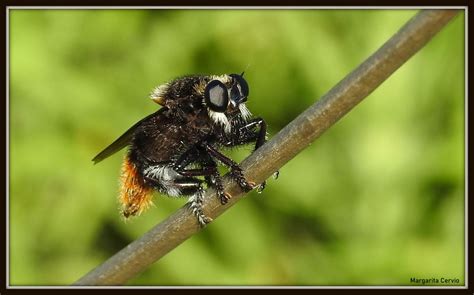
[92, 110, 162, 164]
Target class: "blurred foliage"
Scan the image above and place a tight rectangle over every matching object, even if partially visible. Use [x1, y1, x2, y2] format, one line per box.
[9, 9, 464, 286]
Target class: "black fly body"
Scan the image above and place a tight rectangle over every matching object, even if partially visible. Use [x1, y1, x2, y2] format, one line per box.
[93, 73, 272, 227]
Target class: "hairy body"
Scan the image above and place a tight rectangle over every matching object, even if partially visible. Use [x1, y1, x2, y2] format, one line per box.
[93, 74, 269, 226]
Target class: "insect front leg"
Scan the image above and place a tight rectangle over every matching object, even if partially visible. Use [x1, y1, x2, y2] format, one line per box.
[242, 117, 267, 151]
[222, 117, 266, 149]
[234, 117, 278, 192]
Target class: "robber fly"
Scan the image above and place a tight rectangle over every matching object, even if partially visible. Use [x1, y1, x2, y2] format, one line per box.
[92, 73, 271, 227]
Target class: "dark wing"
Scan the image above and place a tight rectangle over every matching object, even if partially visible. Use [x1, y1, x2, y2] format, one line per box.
[92, 110, 164, 164]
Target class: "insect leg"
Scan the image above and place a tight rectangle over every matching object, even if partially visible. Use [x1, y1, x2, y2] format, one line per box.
[240, 117, 267, 151]
[175, 147, 230, 205]
[142, 163, 207, 198]
[172, 178, 202, 195]
[238, 118, 274, 192]
[170, 146, 230, 205]
[187, 185, 212, 227]
[149, 175, 212, 228]
[173, 147, 218, 177]
[174, 166, 217, 177]
[201, 142, 255, 192]
[197, 150, 230, 205]
[222, 117, 266, 148]
[173, 147, 199, 172]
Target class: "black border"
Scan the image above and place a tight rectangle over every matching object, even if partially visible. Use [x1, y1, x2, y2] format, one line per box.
[2, 3, 471, 294]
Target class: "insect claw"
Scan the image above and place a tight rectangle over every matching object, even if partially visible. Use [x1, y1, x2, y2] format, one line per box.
[257, 181, 266, 193]
[220, 192, 232, 205]
[201, 216, 213, 227]
[240, 180, 256, 192]
[273, 171, 280, 180]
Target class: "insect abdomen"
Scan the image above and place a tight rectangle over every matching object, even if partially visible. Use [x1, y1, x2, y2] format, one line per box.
[119, 155, 153, 218]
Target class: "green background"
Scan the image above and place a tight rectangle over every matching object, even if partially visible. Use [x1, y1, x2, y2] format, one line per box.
[9, 9, 465, 286]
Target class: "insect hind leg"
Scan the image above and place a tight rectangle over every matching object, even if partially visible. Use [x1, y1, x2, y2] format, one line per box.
[144, 167, 212, 227]
[173, 177, 202, 195]
[143, 164, 188, 197]
[187, 185, 212, 227]
[171, 178, 214, 227]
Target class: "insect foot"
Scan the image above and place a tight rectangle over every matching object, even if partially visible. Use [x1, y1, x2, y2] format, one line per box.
[218, 192, 232, 205]
[230, 168, 255, 192]
[273, 170, 280, 179]
[257, 170, 280, 194]
[188, 188, 213, 227]
[256, 181, 266, 194]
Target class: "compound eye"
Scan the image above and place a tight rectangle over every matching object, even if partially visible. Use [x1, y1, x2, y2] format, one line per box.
[204, 80, 229, 112]
[230, 84, 241, 103]
[230, 73, 249, 101]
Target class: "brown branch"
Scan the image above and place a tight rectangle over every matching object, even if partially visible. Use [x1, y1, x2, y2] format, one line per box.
[73, 9, 460, 286]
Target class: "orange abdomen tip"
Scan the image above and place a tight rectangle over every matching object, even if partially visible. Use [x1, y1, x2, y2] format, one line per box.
[119, 156, 153, 218]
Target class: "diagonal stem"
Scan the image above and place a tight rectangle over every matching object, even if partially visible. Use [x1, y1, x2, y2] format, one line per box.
[73, 9, 460, 286]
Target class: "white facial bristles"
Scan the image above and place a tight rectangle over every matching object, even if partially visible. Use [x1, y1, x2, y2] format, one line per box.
[150, 83, 169, 104]
[208, 109, 232, 134]
[239, 103, 252, 121]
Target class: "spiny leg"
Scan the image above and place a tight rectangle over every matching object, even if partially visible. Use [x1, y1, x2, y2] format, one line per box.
[198, 151, 230, 205]
[210, 168, 230, 205]
[242, 118, 269, 192]
[175, 148, 230, 205]
[177, 165, 230, 205]
[179, 166, 229, 205]
[173, 147, 221, 179]
[241, 117, 267, 151]
[222, 117, 266, 148]
[173, 147, 200, 172]
[173, 178, 212, 227]
[144, 165, 212, 227]
[201, 142, 255, 192]
[187, 186, 212, 227]
[225, 117, 275, 192]
[242, 118, 280, 192]
[173, 146, 232, 206]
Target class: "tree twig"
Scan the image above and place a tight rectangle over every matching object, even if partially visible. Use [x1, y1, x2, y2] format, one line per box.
[74, 9, 460, 286]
